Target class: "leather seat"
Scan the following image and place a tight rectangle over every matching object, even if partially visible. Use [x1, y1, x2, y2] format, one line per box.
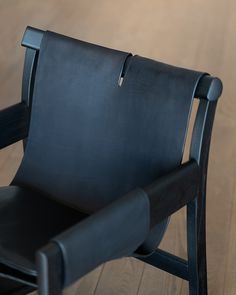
[0, 186, 87, 276]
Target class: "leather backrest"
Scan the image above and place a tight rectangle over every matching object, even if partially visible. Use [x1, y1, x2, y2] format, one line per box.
[13, 31, 205, 213]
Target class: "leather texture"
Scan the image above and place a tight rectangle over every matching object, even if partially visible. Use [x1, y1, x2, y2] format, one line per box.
[12, 30, 205, 256]
[0, 186, 87, 276]
[51, 188, 150, 287]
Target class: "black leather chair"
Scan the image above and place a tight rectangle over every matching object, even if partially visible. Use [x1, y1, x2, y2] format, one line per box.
[0, 27, 222, 295]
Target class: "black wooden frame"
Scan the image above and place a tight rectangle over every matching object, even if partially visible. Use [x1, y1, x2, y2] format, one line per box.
[0, 26, 222, 295]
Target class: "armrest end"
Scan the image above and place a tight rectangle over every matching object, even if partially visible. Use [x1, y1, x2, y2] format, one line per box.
[147, 160, 200, 227]
[36, 243, 63, 295]
[37, 189, 150, 289]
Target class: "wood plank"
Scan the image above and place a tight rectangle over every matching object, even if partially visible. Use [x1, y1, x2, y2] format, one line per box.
[94, 258, 145, 295]
[64, 266, 104, 295]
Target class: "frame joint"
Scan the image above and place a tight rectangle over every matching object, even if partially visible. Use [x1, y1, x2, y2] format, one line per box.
[21, 26, 44, 50]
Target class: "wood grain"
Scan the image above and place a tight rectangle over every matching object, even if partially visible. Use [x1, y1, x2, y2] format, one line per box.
[0, 0, 235, 294]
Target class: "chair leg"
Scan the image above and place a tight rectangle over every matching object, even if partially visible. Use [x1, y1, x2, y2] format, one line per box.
[37, 243, 63, 295]
[187, 194, 208, 295]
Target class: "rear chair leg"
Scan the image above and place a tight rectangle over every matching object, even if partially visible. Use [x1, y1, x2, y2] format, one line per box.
[187, 195, 208, 295]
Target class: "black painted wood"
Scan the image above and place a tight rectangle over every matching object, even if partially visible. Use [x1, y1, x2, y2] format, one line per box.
[0, 264, 36, 288]
[21, 47, 38, 150]
[21, 26, 44, 51]
[187, 100, 218, 295]
[139, 248, 189, 281]
[195, 76, 223, 101]
[37, 243, 63, 295]
[0, 102, 29, 149]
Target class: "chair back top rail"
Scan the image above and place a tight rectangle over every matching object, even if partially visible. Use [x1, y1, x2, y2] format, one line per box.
[21, 26, 222, 102]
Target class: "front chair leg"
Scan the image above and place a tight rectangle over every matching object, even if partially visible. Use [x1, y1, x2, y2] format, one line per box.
[187, 193, 208, 295]
[36, 243, 63, 295]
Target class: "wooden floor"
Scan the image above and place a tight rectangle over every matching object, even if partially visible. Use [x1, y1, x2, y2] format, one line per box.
[0, 0, 235, 294]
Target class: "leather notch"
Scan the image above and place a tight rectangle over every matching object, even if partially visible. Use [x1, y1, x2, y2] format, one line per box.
[118, 53, 133, 87]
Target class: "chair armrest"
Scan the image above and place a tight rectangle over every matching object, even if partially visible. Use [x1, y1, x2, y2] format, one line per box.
[145, 160, 200, 228]
[36, 189, 150, 291]
[0, 102, 30, 149]
[36, 160, 199, 293]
